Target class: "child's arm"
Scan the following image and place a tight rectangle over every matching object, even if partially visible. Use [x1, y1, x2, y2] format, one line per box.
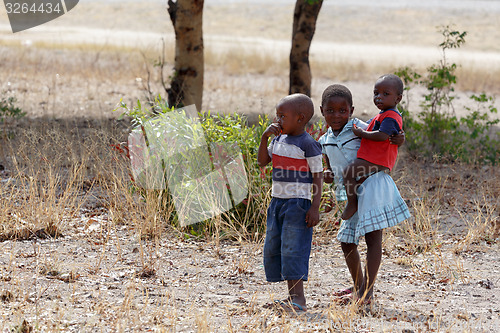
[352, 123, 389, 141]
[257, 122, 281, 167]
[323, 155, 334, 184]
[306, 171, 323, 228]
[389, 130, 405, 146]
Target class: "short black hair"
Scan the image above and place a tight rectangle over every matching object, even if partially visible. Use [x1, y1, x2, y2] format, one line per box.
[378, 74, 404, 95]
[321, 84, 353, 107]
[278, 93, 315, 122]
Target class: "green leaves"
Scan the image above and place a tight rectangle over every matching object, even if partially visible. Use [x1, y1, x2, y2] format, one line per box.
[120, 98, 273, 240]
[115, 95, 174, 127]
[395, 27, 500, 165]
[439, 27, 467, 50]
[0, 95, 25, 123]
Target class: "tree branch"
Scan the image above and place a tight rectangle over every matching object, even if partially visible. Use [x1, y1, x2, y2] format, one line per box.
[167, 0, 177, 26]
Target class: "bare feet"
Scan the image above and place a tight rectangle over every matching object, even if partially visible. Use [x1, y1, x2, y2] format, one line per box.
[334, 293, 372, 306]
[334, 287, 373, 306]
[341, 201, 358, 220]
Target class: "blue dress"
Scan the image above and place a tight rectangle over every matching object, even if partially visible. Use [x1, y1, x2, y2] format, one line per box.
[336, 171, 411, 244]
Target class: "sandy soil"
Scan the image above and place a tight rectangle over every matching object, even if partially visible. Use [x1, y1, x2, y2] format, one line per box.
[0, 158, 499, 332]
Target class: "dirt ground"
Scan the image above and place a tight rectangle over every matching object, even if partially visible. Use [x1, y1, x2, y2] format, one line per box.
[0, 1, 500, 331]
[0, 116, 498, 331]
[0, 157, 499, 332]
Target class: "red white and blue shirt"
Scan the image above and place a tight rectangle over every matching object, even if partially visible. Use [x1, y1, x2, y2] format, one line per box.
[267, 132, 323, 200]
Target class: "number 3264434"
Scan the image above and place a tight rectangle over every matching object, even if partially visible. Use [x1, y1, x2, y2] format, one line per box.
[5, 2, 63, 14]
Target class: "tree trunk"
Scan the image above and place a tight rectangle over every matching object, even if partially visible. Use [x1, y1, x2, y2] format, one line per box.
[167, 0, 204, 111]
[289, 0, 323, 97]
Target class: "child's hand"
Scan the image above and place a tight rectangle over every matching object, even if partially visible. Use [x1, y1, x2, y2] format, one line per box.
[389, 130, 405, 146]
[305, 207, 320, 228]
[323, 169, 334, 184]
[262, 122, 282, 138]
[352, 123, 364, 137]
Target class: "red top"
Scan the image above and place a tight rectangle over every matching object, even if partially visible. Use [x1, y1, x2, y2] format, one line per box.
[356, 110, 403, 170]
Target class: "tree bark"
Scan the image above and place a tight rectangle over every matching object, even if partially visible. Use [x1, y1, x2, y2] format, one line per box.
[167, 0, 204, 111]
[289, 0, 323, 97]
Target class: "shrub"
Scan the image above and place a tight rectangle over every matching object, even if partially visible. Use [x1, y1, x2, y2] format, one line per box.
[0, 95, 24, 123]
[395, 26, 500, 165]
[0, 95, 25, 139]
[116, 97, 272, 241]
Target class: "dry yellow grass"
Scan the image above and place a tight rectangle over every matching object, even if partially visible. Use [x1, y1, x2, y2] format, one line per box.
[1, 0, 499, 119]
[1, 41, 499, 125]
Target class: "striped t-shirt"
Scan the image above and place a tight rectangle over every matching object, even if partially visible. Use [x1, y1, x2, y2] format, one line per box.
[267, 132, 323, 200]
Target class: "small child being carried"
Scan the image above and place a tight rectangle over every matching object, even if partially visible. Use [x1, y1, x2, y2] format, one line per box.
[341, 74, 407, 221]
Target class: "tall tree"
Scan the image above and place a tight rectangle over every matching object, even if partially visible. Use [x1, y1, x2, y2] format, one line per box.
[289, 0, 323, 97]
[167, 0, 204, 110]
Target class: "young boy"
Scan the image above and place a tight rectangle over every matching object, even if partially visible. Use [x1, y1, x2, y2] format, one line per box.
[341, 74, 405, 221]
[257, 93, 323, 313]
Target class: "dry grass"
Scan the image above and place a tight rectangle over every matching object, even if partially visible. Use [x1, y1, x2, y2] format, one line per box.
[456, 65, 500, 94]
[2, 41, 499, 128]
[0, 47, 498, 332]
[453, 198, 499, 254]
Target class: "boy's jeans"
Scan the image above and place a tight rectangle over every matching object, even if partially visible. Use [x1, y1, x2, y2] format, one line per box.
[263, 197, 313, 282]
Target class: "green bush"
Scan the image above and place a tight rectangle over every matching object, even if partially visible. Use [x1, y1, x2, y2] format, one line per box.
[0, 95, 25, 124]
[116, 97, 272, 241]
[200, 111, 272, 239]
[395, 27, 500, 165]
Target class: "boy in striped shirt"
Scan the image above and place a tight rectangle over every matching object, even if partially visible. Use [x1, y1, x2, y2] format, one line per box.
[257, 93, 323, 313]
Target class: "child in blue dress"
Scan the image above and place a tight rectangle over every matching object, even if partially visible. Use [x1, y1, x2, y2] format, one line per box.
[318, 83, 410, 305]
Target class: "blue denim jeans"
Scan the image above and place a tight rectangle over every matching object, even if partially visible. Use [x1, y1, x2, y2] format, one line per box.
[263, 197, 313, 282]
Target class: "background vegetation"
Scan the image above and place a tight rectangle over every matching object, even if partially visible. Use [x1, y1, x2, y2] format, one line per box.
[0, 26, 497, 243]
[396, 27, 499, 165]
[0, 88, 497, 330]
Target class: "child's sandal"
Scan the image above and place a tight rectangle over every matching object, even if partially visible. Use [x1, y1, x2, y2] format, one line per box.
[332, 287, 353, 297]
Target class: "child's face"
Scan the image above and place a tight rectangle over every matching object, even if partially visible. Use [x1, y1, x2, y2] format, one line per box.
[275, 104, 304, 136]
[373, 78, 402, 111]
[320, 96, 353, 135]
